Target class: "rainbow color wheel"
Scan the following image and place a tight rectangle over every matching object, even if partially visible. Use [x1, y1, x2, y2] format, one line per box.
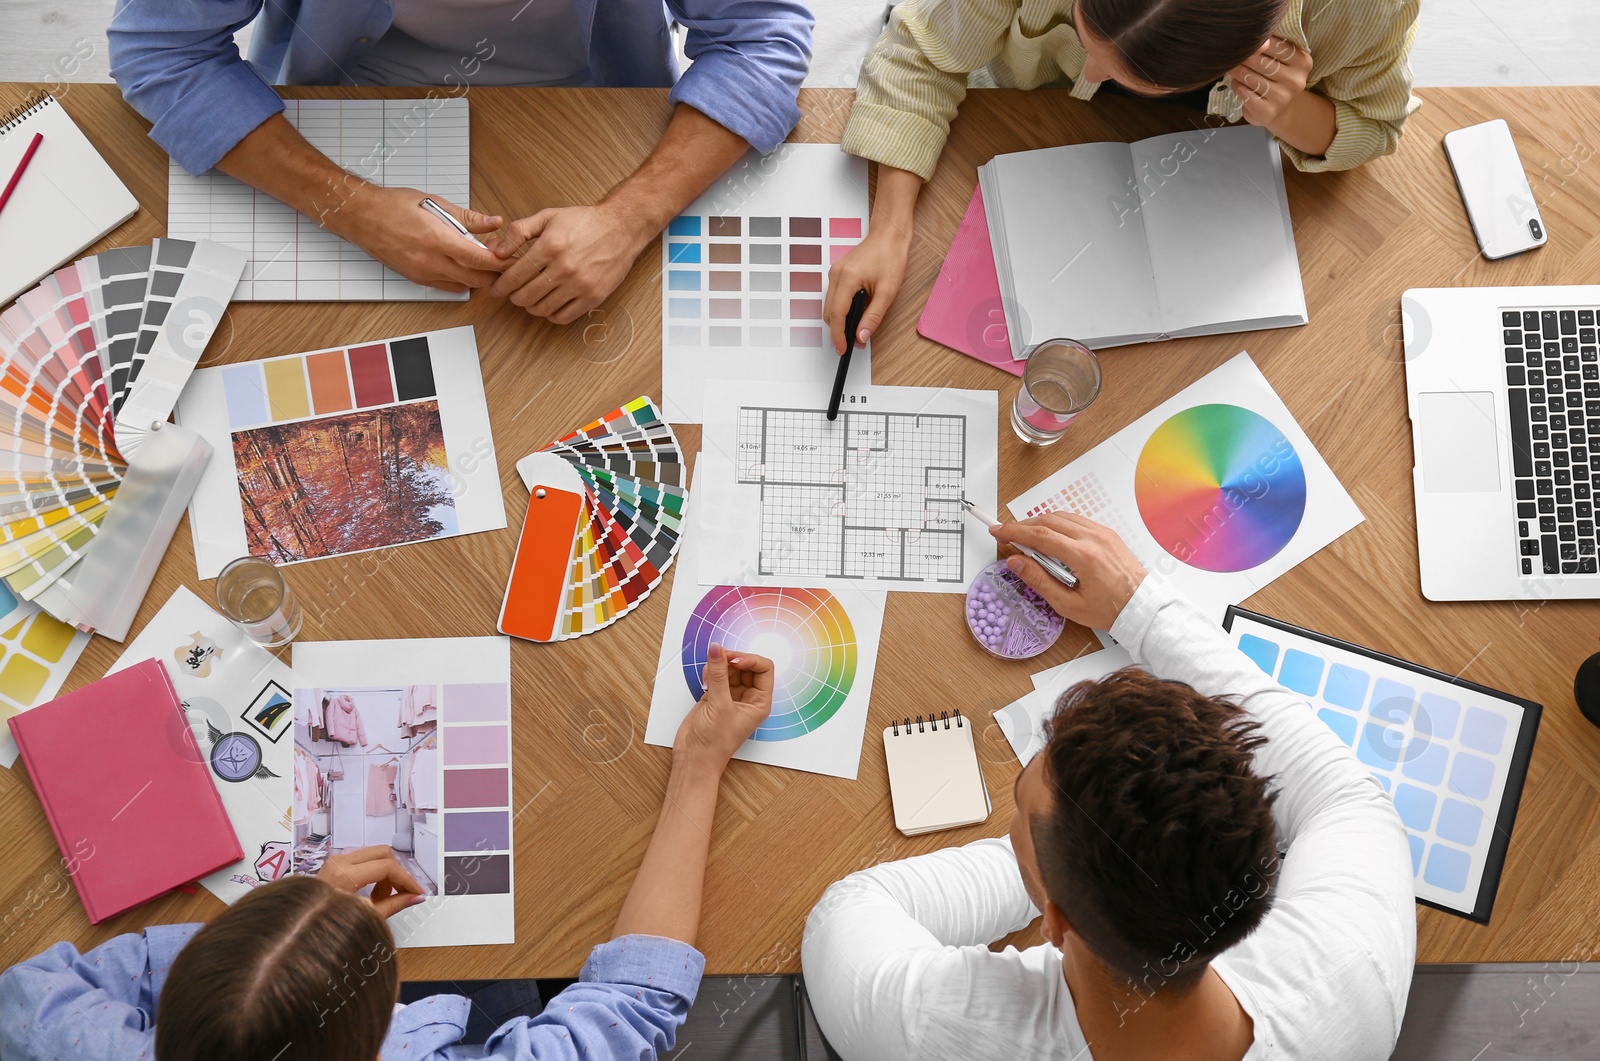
[1133, 404, 1306, 573]
[681, 586, 857, 741]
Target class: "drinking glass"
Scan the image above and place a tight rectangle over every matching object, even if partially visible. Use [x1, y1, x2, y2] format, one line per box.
[1010, 338, 1102, 446]
[215, 556, 303, 648]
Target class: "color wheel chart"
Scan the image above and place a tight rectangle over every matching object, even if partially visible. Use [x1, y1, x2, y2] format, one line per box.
[1133, 404, 1307, 572]
[681, 586, 857, 741]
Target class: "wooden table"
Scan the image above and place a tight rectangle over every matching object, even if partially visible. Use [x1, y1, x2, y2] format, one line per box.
[1, 83, 1598, 979]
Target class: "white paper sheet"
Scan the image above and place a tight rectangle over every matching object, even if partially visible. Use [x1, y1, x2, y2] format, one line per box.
[107, 586, 293, 904]
[995, 646, 1137, 765]
[661, 144, 872, 423]
[647, 463, 885, 779]
[293, 636, 514, 948]
[176, 325, 506, 580]
[697, 379, 999, 593]
[1009, 352, 1362, 625]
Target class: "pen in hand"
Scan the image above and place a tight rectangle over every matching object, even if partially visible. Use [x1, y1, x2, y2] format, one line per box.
[827, 288, 869, 422]
[960, 497, 1080, 589]
[420, 197, 489, 249]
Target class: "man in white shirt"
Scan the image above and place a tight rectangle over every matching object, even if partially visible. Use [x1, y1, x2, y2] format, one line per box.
[803, 513, 1416, 1061]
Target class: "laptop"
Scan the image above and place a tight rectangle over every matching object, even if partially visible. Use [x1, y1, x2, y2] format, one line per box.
[1402, 285, 1600, 601]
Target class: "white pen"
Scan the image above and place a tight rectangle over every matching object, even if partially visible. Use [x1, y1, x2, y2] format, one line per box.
[960, 496, 1080, 589]
[420, 197, 489, 249]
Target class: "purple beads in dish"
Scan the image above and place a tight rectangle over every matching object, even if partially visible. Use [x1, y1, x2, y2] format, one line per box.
[965, 559, 1066, 659]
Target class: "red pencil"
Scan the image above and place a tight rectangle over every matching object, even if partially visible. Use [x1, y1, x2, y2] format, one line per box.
[0, 132, 44, 215]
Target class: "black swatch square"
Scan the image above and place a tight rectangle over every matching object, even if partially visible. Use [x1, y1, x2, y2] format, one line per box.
[444, 853, 511, 895]
[390, 336, 436, 400]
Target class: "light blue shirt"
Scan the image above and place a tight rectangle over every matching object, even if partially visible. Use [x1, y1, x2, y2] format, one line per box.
[107, 0, 814, 175]
[0, 925, 706, 1061]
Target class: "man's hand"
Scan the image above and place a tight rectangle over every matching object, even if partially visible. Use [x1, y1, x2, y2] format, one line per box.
[992, 514, 1147, 631]
[487, 203, 653, 324]
[329, 187, 506, 292]
[673, 644, 774, 773]
[317, 845, 427, 918]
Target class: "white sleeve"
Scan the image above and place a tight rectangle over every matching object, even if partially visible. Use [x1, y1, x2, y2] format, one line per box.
[1108, 578, 1417, 1038]
[802, 837, 1038, 1060]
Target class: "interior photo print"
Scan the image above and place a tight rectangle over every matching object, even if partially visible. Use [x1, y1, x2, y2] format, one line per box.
[292, 684, 441, 896]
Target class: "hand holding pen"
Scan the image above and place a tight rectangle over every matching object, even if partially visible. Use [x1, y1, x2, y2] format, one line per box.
[974, 509, 1151, 632]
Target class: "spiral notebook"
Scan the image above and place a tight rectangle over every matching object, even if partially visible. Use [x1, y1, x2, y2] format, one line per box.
[0, 94, 138, 305]
[883, 711, 991, 835]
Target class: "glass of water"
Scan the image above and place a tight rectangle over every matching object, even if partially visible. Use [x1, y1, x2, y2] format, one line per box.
[215, 556, 303, 648]
[1011, 338, 1102, 446]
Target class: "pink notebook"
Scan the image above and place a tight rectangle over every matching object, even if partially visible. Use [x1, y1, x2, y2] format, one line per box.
[9, 658, 243, 924]
[916, 187, 1023, 376]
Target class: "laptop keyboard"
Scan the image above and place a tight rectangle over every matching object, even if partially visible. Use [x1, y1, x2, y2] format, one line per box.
[1503, 307, 1600, 576]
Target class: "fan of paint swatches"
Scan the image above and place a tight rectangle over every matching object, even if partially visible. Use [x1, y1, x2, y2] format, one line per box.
[0, 238, 242, 610]
[500, 396, 686, 641]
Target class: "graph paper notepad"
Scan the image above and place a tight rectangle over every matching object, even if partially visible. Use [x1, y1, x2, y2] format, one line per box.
[168, 98, 470, 302]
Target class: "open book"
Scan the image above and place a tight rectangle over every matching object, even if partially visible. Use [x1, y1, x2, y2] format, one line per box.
[979, 125, 1306, 356]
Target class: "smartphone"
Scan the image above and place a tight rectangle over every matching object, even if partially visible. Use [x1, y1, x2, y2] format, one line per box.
[1443, 119, 1547, 260]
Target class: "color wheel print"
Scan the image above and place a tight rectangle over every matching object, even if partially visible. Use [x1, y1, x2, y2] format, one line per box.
[682, 586, 857, 741]
[1133, 405, 1306, 573]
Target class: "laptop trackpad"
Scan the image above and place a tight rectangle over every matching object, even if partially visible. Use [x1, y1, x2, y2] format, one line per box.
[1417, 391, 1501, 493]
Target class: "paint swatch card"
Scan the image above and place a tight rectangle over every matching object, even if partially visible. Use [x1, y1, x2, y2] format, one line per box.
[169, 98, 471, 302]
[695, 379, 1000, 594]
[504, 396, 687, 641]
[661, 144, 871, 423]
[107, 586, 293, 904]
[176, 325, 507, 580]
[647, 465, 885, 779]
[1223, 608, 1540, 922]
[1010, 352, 1363, 626]
[0, 578, 93, 769]
[292, 636, 513, 948]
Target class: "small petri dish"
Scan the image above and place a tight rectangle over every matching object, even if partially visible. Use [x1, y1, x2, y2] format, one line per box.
[965, 559, 1066, 660]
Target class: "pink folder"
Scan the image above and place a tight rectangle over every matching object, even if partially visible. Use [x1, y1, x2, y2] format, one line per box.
[9, 658, 243, 924]
[916, 187, 1023, 376]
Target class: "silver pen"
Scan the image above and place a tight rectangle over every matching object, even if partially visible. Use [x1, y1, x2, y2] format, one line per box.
[420, 197, 489, 249]
[960, 496, 1080, 589]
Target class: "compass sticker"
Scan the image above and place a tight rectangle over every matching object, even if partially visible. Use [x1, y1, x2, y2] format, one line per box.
[211, 731, 263, 782]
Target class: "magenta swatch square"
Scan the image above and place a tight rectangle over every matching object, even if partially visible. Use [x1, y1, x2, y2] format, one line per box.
[443, 683, 508, 722]
[443, 768, 508, 808]
[829, 218, 862, 238]
[443, 725, 509, 766]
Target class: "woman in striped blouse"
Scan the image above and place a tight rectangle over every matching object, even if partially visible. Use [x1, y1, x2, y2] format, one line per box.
[825, 0, 1420, 354]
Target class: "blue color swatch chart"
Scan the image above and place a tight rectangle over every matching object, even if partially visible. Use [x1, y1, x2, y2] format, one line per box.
[1224, 608, 1541, 922]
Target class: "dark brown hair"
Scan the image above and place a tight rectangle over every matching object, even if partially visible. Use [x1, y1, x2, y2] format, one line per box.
[1031, 668, 1278, 989]
[156, 875, 398, 1061]
[1077, 0, 1291, 92]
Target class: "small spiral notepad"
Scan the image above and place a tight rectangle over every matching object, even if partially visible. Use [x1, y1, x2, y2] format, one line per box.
[883, 711, 991, 836]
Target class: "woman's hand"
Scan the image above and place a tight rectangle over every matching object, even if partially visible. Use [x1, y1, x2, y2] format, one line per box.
[824, 229, 910, 354]
[673, 644, 774, 774]
[992, 514, 1147, 631]
[1228, 37, 1337, 157]
[317, 845, 427, 918]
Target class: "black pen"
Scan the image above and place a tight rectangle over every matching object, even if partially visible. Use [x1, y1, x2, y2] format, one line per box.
[827, 289, 869, 422]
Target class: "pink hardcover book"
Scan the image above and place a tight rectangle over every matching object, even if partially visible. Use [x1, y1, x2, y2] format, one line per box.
[916, 187, 1023, 376]
[9, 658, 243, 924]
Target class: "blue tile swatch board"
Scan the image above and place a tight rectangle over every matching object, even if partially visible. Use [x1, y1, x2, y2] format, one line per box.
[1223, 607, 1541, 923]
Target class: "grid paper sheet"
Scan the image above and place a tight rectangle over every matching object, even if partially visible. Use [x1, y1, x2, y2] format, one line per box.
[168, 99, 470, 302]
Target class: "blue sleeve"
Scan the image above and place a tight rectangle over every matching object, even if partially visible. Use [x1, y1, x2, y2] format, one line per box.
[107, 0, 285, 174]
[477, 935, 704, 1061]
[0, 924, 201, 1061]
[666, 0, 812, 153]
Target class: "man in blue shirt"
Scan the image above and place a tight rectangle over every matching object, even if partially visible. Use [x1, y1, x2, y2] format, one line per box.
[108, 0, 812, 324]
[0, 645, 775, 1060]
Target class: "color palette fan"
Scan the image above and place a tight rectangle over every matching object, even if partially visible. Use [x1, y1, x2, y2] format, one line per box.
[0, 238, 243, 611]
[501, 396, 686, 642]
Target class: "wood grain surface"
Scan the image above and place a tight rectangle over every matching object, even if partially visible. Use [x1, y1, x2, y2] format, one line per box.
[0, 83, 1597, 980]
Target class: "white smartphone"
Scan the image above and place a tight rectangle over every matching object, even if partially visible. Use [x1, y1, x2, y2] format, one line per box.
[1442, 119, 1547, 260]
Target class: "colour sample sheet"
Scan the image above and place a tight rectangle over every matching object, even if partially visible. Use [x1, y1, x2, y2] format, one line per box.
[1225, 608, 1540, 922]
[168, 98, 470, 302]
[647, 470, 885, 779]
[0, 579, 93, 768]
[176, 326, 506, 580]
[661, 144, 871, 423]
[696, 380, 999, 593]
[293, 636, 514, 948]
[108, 586, 294, 905]
[1009, 352, 1362, 624]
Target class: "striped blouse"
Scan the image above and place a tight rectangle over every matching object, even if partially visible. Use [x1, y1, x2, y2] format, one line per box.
[841, 0, 1422, 180]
